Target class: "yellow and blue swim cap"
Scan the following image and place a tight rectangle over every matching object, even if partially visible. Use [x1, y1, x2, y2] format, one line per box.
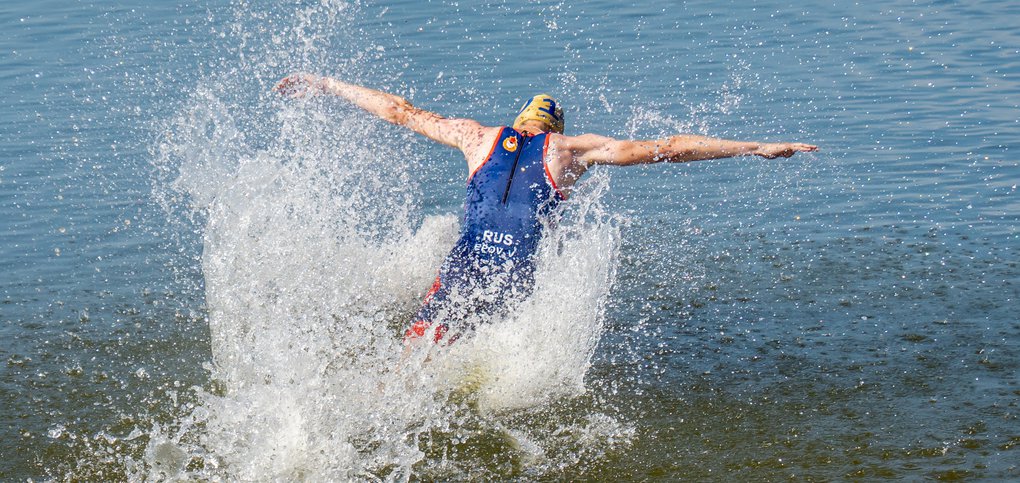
[513, 94, 564, 133]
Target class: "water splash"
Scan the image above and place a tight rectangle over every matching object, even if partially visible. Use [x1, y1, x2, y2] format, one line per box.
[137, 3, 628, 479]
[146, 94, 625, 480]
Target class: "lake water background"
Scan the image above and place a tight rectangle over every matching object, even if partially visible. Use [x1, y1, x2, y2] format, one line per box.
[2, 0, 1018, 480]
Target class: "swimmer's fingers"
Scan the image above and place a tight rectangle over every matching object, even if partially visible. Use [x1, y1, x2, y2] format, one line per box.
[274, 73, 321, 98]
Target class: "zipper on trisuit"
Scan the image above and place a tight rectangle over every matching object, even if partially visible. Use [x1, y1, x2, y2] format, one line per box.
[501, 134, 528, 205]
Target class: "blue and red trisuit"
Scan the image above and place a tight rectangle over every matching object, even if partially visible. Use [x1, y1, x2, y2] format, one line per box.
[405, 127, 566, 344]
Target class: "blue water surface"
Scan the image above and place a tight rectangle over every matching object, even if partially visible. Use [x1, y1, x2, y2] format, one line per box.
[1, 0, 1018, 479]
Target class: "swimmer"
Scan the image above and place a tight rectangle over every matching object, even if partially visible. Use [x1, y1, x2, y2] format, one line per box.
[275, 74, 817, 345]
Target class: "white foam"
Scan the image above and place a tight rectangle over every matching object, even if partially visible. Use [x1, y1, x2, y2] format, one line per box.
[140, 1, 631, 477]
[140, 78, 629, 478]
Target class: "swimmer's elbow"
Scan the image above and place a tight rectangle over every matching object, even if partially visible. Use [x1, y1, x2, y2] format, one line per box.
[606, 140, 679, 166]
[383, 96, 415, 125]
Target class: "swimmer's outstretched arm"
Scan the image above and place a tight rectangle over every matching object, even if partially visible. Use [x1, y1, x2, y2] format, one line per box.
[565, 133, 818, 167]
[275, 73, 485, 151]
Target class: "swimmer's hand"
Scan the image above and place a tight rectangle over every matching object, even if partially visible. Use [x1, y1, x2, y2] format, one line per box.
[274, 73, 326, 98]
[753, 142, 819, 159]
